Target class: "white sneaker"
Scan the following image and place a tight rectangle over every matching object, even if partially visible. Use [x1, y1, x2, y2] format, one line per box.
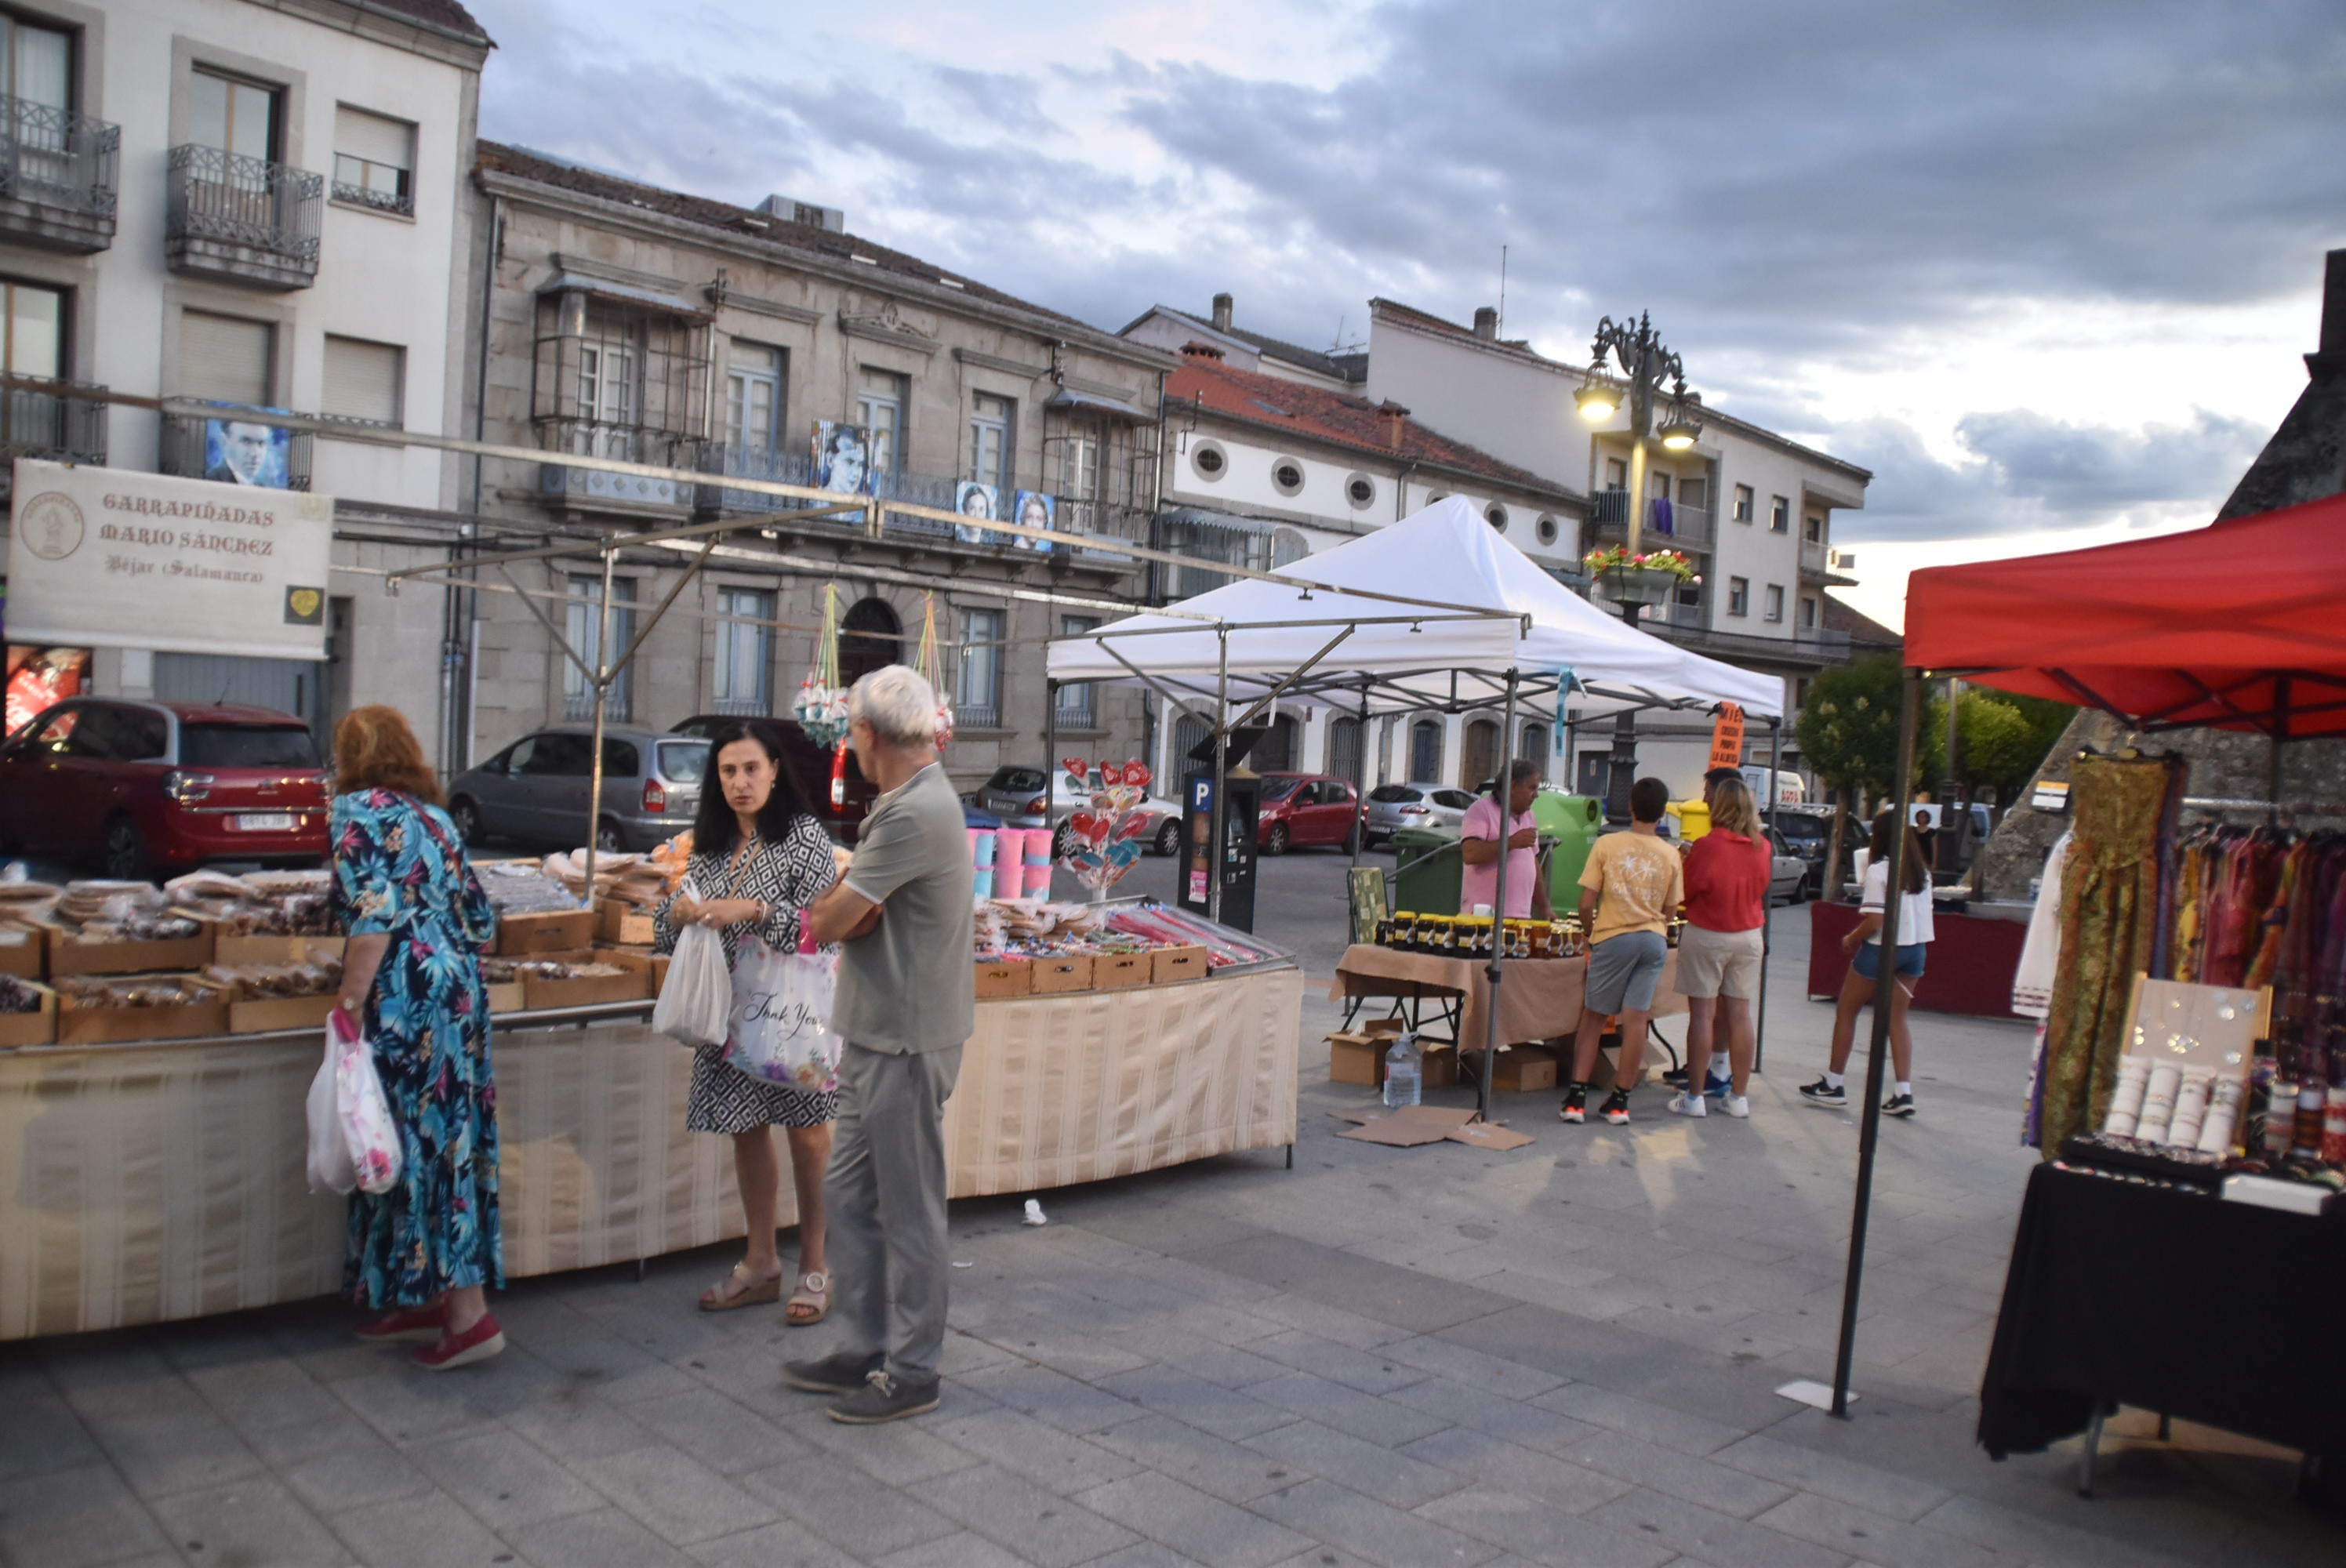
[1720, 1094, 1750, 1119]
[1666, 1091, 1706, 1118]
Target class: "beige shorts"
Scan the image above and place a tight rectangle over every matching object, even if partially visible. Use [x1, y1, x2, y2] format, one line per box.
[1675, 924, 1763, 1000]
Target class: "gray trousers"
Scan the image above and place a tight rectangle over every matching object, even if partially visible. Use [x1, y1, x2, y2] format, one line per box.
[825, 1041, 963, 1381]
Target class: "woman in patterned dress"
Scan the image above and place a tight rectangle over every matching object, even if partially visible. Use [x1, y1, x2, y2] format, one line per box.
[655, 720, 841, 1322]
[329, 706, 507, 1370]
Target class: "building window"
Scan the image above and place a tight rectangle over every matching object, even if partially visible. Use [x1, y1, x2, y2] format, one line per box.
[191, 67, 279, 162]
[1680, 476, 1708, 512]
[1728, 576, 1749, 617]
[565, 574, 636, 722]
[321, 336, 403, 427]
[712, 586, 772, 714]
[1271, 456, 1305, 497]
[857, 367, 906, 481]
[1059, 432, 1099, 527]
[957, 607, 1004, 728]
[180, 308, 272, 403]
[1805, 513, 1824, 543]
[1409, 719, 1442, 782]
[1676, 557, 1705, 611]
[1346, 473, 1375, 510]
[331, 105, 414, 215]
[1, 279, 62, 382]
[534, 292, 709, 464]
[1055, 615, 1098, 728]
[2, 15, 72, 112]
[1770, 495, 1790, 533]
[1764, 583, 1784, 622]
[1484, 503, 1508, 532]
[1536, 514, 1559, 546]
[1733, 484, 1754, 523]
[725, 343, 784, 460]
[1800, 594, 1818, 629]
[968, 392, 1012, 490]
[1190, 440, 1226, 481]
[1603, 456, 1627, 491]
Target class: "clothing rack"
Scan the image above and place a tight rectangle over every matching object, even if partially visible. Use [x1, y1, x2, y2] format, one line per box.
[2180, 796, 2346, 814]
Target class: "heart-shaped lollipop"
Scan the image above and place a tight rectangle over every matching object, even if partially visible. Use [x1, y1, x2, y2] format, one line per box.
[1099, 761, 1126, 787]
[1061, 758, 1088, 784]
[1123, 762, 1152, 792]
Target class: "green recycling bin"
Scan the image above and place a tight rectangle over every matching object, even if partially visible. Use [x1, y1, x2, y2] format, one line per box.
[1531, 791, 1603, 911]
[1392, 826, 1463, 917]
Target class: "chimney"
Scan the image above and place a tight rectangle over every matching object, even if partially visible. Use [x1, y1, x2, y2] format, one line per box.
[1378, 398, 1411, 450]
[1211, 292, 1234, 332]
[1472, 306, 1498, 340]
[2316, 248, 2346, 374]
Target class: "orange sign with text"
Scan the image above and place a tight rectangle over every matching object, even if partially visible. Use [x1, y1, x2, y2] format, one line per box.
[1709, 703, 1745, 771]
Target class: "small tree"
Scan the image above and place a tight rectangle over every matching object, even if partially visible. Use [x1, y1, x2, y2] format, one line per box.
[1798, 655, 1919, 891]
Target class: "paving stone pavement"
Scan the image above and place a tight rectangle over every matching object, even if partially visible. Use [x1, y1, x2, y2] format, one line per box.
[5, 866, 2341, 1567]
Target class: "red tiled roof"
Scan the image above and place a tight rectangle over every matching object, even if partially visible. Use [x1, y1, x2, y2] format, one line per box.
[364, 0, 490, 42]
[1822, 591, 1901, 648]
[1168, 352, 1574, 498]
[476, 141, 1085, 328]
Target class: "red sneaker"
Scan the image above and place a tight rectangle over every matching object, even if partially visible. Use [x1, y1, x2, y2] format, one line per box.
[411, 1311, 506, 1371]
[355, 1302, 446, 1344]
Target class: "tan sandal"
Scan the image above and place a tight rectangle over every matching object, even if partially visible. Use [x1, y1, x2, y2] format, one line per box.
[699, 1262, 783, 1312]
[785, 1270, 830, 1326]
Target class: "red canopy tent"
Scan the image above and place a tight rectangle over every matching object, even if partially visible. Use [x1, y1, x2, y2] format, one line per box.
[1902, 490, 2346, 738]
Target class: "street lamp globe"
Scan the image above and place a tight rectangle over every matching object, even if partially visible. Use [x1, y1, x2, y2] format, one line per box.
[1658, 413, 1702, 451]
[1575, 381, 1619, 422]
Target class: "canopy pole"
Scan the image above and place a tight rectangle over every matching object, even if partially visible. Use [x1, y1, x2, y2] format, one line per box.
[1045, 675, 1059, 896]
[1210, 628, 1229, 924]
[1477, 666, 1520, 1123]
[581, 546, 617, 903]
[1348, 681, 1371, 872]
[2269, 675, 2290, 827]
[1757, 714, 1781, 1076]
[1830, 666, 1922, 1417]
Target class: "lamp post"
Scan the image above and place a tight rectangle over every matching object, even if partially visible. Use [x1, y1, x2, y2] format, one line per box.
[1576, 312, 1701, 817]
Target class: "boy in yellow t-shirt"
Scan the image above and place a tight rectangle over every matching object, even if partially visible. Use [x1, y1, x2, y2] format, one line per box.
[1563, 777, 1684, 1126]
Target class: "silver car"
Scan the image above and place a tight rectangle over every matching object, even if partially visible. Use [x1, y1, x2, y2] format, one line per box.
[971, 765, 1185, 856]
[448, 725, 707, 852]
[1364, 781, 1476, 843]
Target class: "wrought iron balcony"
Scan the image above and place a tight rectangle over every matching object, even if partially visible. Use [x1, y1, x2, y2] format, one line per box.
[0, 378, 106, 463]
[165, 144, 321, 289]
[537, 419, 710, 510]
[0, 96, 117, 252]
[158, 411, 312, 492]
[707, 694, 771, 718]
[956, 701, 1002, 730]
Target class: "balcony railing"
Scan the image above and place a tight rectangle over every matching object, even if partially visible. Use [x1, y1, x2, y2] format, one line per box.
[708, 693, 770, 718]
[165, 143, 321, 289]
[0, 379, 107, 466]
[957, 700, 1002, 730]
[1800, 537, 1832, 575]
[1055, 689, 1098, 729]
[0, 95, 118, 252]
[158, 411, 311, 491]
[331, 154, 412, 217]
[538, 419, 710, 509]
[1592, 489, 1713, 547]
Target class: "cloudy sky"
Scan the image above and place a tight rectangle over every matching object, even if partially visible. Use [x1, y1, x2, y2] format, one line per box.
[469, 0, 2346, 627]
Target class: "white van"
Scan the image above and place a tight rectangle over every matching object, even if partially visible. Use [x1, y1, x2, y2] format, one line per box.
[1738, 766, 1807, 806]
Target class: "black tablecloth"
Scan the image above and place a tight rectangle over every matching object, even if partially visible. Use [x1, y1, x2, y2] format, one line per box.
[1979, 1162, 2346, 1461]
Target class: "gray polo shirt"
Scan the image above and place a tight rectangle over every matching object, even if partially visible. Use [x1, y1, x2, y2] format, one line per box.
[835, 761, 975, 1054]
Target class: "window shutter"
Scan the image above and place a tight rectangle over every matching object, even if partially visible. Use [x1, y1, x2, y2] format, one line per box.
[322, 336, 402, 425]
[179, 311, 271, 404]
[334, 105, 412, 170]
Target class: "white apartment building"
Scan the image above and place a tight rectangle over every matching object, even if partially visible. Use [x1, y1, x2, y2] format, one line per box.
[1367, 299, 1872, 797]
[1131, 333, 1589, 795]
[0, 0, 488, 761]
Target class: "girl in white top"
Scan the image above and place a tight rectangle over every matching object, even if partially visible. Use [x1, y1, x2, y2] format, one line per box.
[1802, 808, 1935, 1119]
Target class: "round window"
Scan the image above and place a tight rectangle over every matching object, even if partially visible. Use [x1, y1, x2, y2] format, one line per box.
[1485, 503, 1509, 532]
[1191, 441, 1227, 481]
[1346, 474, 1376, 510]
[1536, 514, 1559, 545]
[1272, 459, 1306, 497]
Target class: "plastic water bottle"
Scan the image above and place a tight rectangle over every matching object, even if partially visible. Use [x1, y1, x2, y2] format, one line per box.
[1383, 1033, 1422, 1109]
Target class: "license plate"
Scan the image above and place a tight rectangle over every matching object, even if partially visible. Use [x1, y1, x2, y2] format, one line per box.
[235, 812, 297, 832]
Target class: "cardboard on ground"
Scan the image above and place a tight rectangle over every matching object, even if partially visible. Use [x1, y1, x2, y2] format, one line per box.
[1331, 1102, 1532, 1151]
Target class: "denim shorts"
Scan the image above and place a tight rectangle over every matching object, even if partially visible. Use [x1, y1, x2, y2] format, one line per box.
[1852, 941, 1927, 981]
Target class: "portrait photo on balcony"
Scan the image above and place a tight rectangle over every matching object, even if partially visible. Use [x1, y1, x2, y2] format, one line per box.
[954, 481, 999, 543]
[812, 420, 874, 495]
[202, 414, 292, 489]
[1011, 488, 1055, 550]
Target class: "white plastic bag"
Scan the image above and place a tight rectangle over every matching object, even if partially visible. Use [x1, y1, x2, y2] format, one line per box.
[652, 881, 732, 1049]
[722, 935, 842, 1093]
[328, 1007, 403, 1196]
[304, 1031, 355, 1196]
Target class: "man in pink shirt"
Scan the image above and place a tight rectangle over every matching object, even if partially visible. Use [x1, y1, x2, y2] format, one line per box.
[1459, 760, 1552, 920]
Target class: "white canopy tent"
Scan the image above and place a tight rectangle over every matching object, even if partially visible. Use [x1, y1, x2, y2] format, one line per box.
[1046, 497, 1790, 1119]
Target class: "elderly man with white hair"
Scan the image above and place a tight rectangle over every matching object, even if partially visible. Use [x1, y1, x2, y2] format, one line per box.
[788, 664, 973, 1423]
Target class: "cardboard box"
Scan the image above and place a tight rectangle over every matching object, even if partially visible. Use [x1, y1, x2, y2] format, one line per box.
[56, 980, 230, 1044]
[1095, 953, 1153, 990]
[1327, 1029, 1385, 1086]
[1030, 955, 1095, 995]
[484, 981, 526, 1014]
[0, 981, 56, 1047]
[1421, 1045, 1459, 1090]
[212, 933, 345, 967]
[229, 994, 339, 1035]
[1491, 1045, 1558, 1094]
[1150, 945, 1208, 984]
[46, 920, 214, 978]
[520, 949, 652, 1011]
[596, 900, 659, 947]
[494, 909, 596, 956]
[974, 960, 1031, 1000]
[0, 926, 43, 979]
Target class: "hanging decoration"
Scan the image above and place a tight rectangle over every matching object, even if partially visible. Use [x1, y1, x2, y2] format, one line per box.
[794, 584, 849, 750]
[917, 592, 954, 751]
[1055, 758, 1156, 897]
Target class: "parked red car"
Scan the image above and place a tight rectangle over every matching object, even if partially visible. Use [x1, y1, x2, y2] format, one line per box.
[0, 699, 329, 878]
[1254, 771, 1362, 854]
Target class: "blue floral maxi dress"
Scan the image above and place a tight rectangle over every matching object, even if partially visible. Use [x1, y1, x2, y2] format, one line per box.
[329, 787, 504, 1308]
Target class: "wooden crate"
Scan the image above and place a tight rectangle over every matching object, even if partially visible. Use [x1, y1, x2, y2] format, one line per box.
[974, 960, 1031, 1000]
[56, 981, 230, 1045]
[493, 909, 595, 956]
[45, 920, 214, 978]
[229, 994, 339, 1035]
[519, 949, 652, 1011]
[1030, 955, 1094, 995]
[0, 982, 56, 1048]
[1094, 953, 1153, 990]
[596, 900, 659, 947]
[1149, 945, 1208, 984]
[212, 934, 345, 967]
[484, 981, 526, 1014]
[0, 926, 42, 980]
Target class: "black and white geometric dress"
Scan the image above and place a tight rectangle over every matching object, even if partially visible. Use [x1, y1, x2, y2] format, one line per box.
[653, 814, 842, 1134]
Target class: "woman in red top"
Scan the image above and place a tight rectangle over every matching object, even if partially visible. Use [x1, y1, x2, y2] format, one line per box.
[1669, 777, 1772, 1119]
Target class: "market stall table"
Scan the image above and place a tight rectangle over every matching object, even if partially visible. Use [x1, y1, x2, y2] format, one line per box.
[0, 967, 1302, 1341]
[1331, 943, 1686, 1058]
[1978, 1162, 2345, 1497]
[1807, 900, 2028, 1019]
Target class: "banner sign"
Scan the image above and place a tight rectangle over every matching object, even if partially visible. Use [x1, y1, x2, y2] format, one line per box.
[5, 459, 333, 660]
[1708, 702, 1745, 771]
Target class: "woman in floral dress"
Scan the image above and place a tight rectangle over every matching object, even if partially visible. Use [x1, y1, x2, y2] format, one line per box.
[329, 706, 506, 1370]
[655, 720, 841, 1323]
